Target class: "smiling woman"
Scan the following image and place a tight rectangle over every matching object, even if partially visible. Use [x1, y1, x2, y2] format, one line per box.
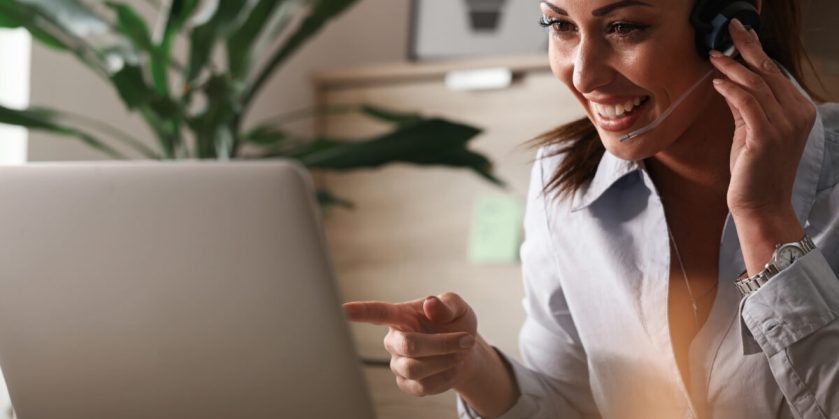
[344, 1, 839, 418]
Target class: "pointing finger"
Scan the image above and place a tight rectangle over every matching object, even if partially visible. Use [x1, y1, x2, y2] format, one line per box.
[343, 301, 421, 330]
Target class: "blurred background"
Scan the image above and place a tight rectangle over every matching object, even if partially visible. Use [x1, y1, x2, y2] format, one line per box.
[0, 1, 836, 418]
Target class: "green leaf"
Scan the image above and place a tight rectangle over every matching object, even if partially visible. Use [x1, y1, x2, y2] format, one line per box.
[184, 1, 248, 84]
[361, 105, 423, 125]
[0, 0, 68, 50]
[0, 105, 126, 159]
[226, 0, 286, 80]
[110, 64, 157, 109]
[106, 2, 153, 51]
[106, 1, 179, 97]
[187, 74, 238, 159]
[241, 124, 289, 147]
[243, 0, 361, 109]
[316, 189, 355, 210]
[153, 0, 199, 94]
[281, 118, 503, 186]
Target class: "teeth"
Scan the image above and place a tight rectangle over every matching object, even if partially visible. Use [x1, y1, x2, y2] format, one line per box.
[592, 97, 646, 119]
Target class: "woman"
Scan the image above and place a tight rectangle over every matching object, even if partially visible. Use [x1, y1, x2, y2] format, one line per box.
[344, 0, 839, 417]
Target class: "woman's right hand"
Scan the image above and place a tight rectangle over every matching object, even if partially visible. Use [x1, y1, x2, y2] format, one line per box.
[342, 292, 479, 397]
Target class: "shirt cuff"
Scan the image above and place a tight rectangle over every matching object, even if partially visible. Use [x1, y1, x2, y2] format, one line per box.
[457, 349, 541, 419]
[740, 249, 839, 356]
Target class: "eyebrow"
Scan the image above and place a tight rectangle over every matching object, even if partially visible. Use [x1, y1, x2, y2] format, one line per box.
[540, 1, 654, 17]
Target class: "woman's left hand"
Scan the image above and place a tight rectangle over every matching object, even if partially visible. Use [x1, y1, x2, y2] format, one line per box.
[709, 18, 817, 273]
[709, 18, 817, 219]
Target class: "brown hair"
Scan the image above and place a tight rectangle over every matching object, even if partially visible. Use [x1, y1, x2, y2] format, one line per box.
[532, 0, 823, 200]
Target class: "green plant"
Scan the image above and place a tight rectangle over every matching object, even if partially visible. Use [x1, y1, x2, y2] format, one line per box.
[0, 0, 502, 207]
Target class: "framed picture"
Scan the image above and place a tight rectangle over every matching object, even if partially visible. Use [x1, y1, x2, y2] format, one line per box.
[409, 0, 548, 61]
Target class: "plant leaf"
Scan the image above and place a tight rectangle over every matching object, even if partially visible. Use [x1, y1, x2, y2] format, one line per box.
[316, 189, 355, 210]
[277, 118, 503, 186]
[241, 124, 289, 147]
[14, 0, 140, 75]
[242, 0, 361, 109]
[226, 0, 286, 81]
[0, 0, 70, 50]
[187, 74, 237, 159]
[184, 0, 249, 85]
[106, 1, 153, 51]
[360, 105, 423, 125]
[0, 104, 126, 159]
[152, 0, 199, 95]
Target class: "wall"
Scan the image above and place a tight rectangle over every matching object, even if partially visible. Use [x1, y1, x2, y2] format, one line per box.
[27, 0, 411, 161]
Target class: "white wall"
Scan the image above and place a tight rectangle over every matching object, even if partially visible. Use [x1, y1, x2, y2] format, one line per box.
[0, 29, 31, 164]
[27, 0, 411, 161]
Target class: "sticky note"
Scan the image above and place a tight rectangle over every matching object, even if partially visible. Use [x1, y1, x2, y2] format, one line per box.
[468, 195, 523, 264]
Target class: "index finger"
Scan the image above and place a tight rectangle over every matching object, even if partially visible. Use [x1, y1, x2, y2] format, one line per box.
[343, 300, 422, 330]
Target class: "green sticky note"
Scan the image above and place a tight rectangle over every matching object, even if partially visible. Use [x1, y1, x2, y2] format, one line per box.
[468, 195, 524, 264]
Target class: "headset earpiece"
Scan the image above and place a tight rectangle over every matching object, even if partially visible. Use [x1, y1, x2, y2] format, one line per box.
[691, 0, 761, 58]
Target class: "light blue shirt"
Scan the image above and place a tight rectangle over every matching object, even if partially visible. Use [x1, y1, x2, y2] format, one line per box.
[460, 100, 839, 419]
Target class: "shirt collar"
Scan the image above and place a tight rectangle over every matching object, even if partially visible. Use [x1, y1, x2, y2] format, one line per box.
[570, 150, 641, 212]
[569, 75, 826, 222]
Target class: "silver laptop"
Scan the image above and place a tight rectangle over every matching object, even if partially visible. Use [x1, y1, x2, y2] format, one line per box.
[0, 160, 376, 419]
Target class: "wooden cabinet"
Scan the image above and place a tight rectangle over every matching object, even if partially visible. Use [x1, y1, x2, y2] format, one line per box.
[313, 55, 583, 419]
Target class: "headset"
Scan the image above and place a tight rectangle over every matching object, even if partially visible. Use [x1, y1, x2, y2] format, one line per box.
[691, 0, 761, 57]
[619, 0, 761, 142]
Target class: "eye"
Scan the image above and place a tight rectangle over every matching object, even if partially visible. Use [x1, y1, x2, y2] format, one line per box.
[538, 16, 578, 36]
[607, 22, 648, 37]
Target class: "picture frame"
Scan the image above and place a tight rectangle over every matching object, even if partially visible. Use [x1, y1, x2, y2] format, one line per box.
[409, 0, 548, 61]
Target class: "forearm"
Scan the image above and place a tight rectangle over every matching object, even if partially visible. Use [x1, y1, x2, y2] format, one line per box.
[732, 207, 805, 276]
[454, 336, 520, 418]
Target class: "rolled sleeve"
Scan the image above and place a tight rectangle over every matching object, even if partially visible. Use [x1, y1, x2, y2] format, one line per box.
[740, 249, 839, 356]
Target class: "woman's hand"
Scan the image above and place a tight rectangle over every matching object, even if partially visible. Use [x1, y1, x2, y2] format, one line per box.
[709, 18, 815, 273]
[343, 293, 479, 397]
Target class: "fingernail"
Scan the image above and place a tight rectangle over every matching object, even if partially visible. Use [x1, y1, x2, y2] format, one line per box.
[731, 18, 745, 32]
[709, 50, 724, 58]
[749, 28, 759, 41]
[459, 335, 475, 349]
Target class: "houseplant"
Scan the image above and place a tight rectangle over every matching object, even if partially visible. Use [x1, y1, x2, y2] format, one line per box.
[0, 0, 502, 207]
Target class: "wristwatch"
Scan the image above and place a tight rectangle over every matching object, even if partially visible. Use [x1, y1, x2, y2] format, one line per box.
[735, 235, 816, 297]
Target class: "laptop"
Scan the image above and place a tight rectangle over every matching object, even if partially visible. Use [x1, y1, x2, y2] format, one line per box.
[0, 160, 376, 419]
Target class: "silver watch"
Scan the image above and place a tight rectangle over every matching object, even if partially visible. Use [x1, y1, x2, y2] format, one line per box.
[735, 235, 816, 297]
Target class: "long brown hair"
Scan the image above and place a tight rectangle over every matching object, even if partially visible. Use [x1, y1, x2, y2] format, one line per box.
[533, 0, 822, 200]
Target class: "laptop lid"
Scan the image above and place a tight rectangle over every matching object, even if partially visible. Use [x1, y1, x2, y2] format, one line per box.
[0, 160, 375, 419]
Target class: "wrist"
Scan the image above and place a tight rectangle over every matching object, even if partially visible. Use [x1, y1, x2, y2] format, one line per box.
[731, 207, 804, 276]
[454, 336, 520, 418]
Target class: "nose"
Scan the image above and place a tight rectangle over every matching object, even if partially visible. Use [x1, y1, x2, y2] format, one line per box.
[572, 37, 615, 94]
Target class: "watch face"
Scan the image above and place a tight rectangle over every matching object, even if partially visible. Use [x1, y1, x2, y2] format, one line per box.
[775, 245, 805, 268]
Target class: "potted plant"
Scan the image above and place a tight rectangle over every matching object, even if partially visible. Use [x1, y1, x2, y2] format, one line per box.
[0, 0, 502, 207]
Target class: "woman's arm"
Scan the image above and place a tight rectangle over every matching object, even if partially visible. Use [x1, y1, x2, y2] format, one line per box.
[711, 19, 839, 417]
[456, 149, 601, 419]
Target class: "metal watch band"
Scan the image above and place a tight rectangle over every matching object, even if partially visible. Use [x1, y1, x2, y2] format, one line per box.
[735, 235, 816, 297]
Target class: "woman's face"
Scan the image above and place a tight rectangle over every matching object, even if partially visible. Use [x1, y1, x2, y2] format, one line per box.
[541, 0, 720, 161]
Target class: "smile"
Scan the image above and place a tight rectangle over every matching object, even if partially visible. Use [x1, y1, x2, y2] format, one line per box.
[590, 96, 651, 133]
[591, 96, 650, 119]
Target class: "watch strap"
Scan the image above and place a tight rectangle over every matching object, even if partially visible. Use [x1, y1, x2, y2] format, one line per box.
[735, 235, 815, 297]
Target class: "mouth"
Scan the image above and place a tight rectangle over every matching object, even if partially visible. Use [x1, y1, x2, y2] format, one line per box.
[590, 96, 651, 133]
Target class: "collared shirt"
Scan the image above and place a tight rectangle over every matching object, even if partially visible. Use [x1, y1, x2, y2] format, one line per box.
[459, 99, 839, 419]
